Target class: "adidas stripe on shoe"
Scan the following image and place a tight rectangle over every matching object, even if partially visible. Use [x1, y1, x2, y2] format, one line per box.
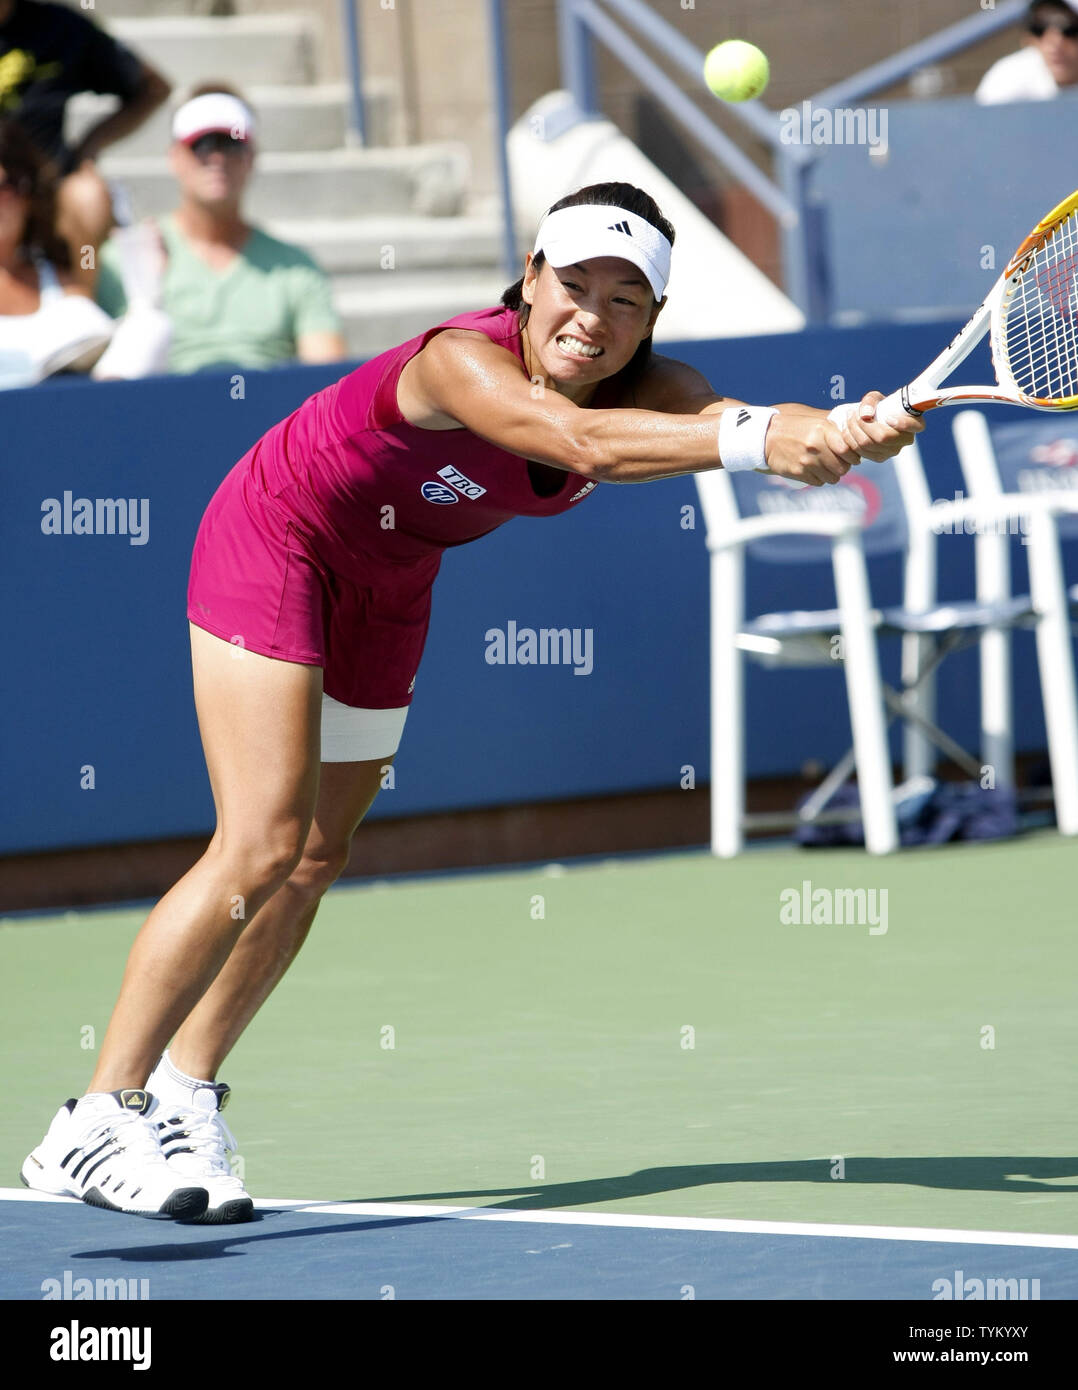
[147, 1062, 253, 1224]
[20, 1090, 209, 1220]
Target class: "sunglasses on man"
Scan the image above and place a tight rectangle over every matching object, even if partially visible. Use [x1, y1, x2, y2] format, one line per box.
[1028, 18, 1078, 38]
[188, 132, 249, 157]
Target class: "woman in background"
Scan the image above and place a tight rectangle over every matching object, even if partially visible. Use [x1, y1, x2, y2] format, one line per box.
[0, 117, 114, 388]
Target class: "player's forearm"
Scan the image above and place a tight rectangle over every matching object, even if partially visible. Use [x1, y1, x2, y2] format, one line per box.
[574, 408, 723, 483]
[772, 402, 830, 417]
[577, 402, 829, 483]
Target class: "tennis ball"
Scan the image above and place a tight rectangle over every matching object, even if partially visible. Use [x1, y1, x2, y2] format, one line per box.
[704, 40, 769, 103]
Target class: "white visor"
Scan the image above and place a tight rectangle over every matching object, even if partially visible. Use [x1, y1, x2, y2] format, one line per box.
[172, 93, 257, 146]
[532, 204, 671, 300]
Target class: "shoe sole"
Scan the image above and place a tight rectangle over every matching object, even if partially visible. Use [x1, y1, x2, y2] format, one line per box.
[81, 1185, 210, 1220]
[182, 1196, 255, 1225]
[23, 1160, 209, 1221]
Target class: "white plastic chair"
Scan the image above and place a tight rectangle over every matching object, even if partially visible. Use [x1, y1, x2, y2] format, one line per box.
[949, 410, 1078, 832]
[695, 444, 1047, 856]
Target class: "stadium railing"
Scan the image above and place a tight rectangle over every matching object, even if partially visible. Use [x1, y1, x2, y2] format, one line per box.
[549, 0, 1029, 321]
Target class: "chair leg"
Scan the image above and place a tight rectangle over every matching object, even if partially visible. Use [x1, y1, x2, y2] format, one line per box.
[902, 632, 936, 780]
[832, 535, 898, 854]
[1027, 513, 1078, 835]
[712, 546, 744, 856]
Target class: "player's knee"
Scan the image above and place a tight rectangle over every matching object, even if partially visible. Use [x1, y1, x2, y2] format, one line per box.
[219, 829, 307, 896]
[287, 844, 351, 901]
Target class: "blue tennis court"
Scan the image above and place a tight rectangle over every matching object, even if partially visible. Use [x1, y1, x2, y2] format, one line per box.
[3, 1190, 1076, 1301]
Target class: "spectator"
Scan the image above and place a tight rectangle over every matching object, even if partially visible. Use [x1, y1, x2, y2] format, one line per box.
[976, 0, 1078, 103]
[94, 85, 348, 375]
[0, 116, 113, 388]
[0, 0, 171, 288]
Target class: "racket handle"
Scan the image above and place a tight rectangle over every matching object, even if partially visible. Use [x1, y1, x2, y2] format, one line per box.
[874, 387, 920, 429]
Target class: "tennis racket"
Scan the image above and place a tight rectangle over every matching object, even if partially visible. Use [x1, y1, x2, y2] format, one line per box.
[874, 187, 1078, 428]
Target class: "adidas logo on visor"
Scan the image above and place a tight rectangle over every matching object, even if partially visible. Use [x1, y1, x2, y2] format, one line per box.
[607, 220, 633, 235]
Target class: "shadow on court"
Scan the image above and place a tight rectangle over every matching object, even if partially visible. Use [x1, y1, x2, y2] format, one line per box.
[65, 1155, 1078, 1264]
[360, 1155, 1078, 1210]
[73, 1213, 451, 1264]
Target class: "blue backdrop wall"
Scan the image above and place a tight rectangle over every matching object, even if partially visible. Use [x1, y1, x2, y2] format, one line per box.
[3, 322, 1073, 855]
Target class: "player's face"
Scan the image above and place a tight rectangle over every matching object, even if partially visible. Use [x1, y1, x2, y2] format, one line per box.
[169, 134, 254, 207]
[1030, 8, 1078, 85]
[520, 255, 664, 398]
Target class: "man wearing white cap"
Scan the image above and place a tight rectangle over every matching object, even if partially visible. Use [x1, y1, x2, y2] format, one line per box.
[976, 0, 1078, 103]
[95, 84, 346, 374]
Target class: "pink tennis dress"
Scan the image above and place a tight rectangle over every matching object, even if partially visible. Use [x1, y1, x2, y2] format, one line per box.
[187, 305, 603, 708]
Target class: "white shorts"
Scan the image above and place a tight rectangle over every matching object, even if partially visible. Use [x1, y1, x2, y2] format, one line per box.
[320, 692, 408, 762]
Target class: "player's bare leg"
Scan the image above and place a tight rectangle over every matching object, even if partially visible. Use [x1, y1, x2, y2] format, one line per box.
[22, 625, 322, 1218]
[167, 756, 392, 1081]
[87, 625, 323, 1093]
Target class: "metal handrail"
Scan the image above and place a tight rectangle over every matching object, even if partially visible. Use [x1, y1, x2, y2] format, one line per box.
[554, 0, 1035, 322]
[811, 0, 1027, 108]
[338, 0, 367, 146]
[572, 0, 799, 225]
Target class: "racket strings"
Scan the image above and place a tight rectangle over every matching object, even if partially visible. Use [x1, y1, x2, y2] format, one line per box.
[1003, 210, 1078, 403]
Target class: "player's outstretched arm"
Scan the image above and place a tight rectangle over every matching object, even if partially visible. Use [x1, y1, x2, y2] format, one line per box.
[646, 360, 924, 483]
[400, 333, 921, 488]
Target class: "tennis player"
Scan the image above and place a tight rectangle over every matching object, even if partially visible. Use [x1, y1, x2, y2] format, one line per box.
[21, 182, 923, 1222]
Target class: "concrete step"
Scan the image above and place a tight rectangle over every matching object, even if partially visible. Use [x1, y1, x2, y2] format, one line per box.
[333, 270, 511, 360]
[106, 15, 318, 87]
[99, 143, 471, 221]
[59, 0, 210, 15]
[263, 214, 505, 275]
[66, 82, 396, 157]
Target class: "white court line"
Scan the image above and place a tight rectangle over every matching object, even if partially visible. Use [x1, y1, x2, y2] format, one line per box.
[4, 1188, 1078, 1250]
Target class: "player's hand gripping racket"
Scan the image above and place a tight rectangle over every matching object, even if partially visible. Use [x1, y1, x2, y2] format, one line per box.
[874, 188, 1078, 428]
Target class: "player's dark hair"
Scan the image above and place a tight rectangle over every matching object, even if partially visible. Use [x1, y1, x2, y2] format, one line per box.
[501, 182, 675, 383]
[0, 117, 69, 270]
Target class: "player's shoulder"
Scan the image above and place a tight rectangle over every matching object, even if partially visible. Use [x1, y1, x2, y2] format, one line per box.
[419, 309, 521, 362]
[631, 352, 718, 410]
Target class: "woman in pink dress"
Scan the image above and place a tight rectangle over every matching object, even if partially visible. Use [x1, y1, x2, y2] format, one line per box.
[22, 182, 922, 1222]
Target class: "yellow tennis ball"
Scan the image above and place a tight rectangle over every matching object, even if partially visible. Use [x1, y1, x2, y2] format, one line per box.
[704, 40, 769, 103]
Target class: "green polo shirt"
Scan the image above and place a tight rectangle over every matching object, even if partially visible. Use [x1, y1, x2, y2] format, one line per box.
[95, 214, 342, 374]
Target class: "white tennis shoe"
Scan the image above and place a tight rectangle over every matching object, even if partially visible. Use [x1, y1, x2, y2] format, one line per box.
[21, 1089, 210, 1220]
[149, 1074, 254, 1225]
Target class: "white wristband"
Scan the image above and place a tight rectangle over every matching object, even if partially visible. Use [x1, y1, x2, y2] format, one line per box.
[719, 405, 777, 472]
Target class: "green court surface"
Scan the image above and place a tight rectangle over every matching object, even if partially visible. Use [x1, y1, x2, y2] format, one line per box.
[3, 831, 1076, 1236]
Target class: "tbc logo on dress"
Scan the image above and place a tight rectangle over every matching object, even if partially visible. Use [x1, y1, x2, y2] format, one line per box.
[420, 481, 458, 505]
[437, 464, 486, 499]
[569, 480, 597, 503]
